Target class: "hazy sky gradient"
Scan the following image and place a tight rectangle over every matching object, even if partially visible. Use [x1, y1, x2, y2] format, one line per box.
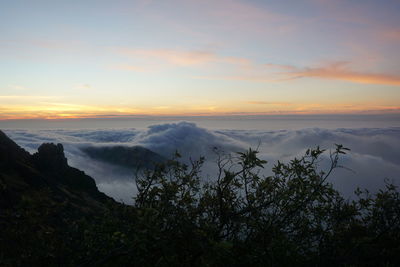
[1, 0, 399, 119]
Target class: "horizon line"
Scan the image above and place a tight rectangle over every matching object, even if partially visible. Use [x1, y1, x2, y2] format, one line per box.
[1, 112, 400, 121]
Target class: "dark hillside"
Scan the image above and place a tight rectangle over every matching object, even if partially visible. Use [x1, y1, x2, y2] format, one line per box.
[0, 130, 118, 265]
[0, 130, 399, 266]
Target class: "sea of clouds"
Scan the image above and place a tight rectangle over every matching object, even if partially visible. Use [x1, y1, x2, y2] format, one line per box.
[4, 122, 400, 204]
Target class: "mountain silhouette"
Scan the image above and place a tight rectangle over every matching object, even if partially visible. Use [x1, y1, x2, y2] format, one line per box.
[81, 145, 165, 170]
[0, 130, 113, 216]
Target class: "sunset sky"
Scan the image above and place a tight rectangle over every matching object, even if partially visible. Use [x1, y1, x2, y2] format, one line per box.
[1, 0, 400, 119]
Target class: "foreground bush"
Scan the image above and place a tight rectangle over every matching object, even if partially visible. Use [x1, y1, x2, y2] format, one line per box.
[3, 145, 399, 266]
[81, 145, 399, 266]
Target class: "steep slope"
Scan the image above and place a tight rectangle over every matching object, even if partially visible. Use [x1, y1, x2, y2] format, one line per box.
[0, 130, 111, 211]
[0, 130, 117, 265]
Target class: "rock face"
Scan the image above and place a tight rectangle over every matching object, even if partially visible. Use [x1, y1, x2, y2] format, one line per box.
[0, 130, 31, 165]
[0, 130, 112, 211]
[33, 143, 68, 171]
[0, 131, 119, 265]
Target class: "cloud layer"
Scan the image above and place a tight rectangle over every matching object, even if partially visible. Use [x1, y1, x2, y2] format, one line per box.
[4, 122, 400, 203]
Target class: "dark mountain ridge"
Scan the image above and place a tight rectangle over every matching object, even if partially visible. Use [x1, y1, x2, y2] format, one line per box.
[81, 145, 165, 170]
[0, 130, 111, 210]
[0, 130, 120, 265]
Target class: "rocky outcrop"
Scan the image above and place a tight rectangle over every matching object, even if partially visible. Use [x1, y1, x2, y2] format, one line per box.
[0, 130, 112, 211]
[0, 130, 120, 266]
[32, 143, 68, 171]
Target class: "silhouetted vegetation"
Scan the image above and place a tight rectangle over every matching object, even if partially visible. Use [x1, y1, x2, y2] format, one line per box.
[1, 130, 399, 266]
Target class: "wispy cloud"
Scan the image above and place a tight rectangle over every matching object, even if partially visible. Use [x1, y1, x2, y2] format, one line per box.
[0, 103, 144, 120]
[196, 61, 400, 86]
[382, 29, 400, 42]
[117, 44, 399, 86]
[114, 48, 252, 70]
[111, 64, 149, 72]
[285, 62, 400, 86]
[74, 84, 92, 90]
[8, 84, 29, 90]
[0, 95, 58, 100]
[247, 101, 292, 106]
[117, 48, 216, 66]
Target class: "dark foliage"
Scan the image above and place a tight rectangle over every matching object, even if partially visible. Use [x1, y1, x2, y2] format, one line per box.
[0, 131, 399, 266]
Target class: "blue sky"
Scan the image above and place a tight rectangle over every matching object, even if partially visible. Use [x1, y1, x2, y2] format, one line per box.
[1, 0, 399, 119]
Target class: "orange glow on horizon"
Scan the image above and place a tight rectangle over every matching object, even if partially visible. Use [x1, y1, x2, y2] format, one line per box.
[1, 103, 399, 120]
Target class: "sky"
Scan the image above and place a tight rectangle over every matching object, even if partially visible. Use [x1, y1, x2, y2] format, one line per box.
[1, 0, 400, 119]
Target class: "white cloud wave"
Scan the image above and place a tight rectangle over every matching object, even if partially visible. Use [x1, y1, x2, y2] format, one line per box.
[4, 122, 400, 203]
